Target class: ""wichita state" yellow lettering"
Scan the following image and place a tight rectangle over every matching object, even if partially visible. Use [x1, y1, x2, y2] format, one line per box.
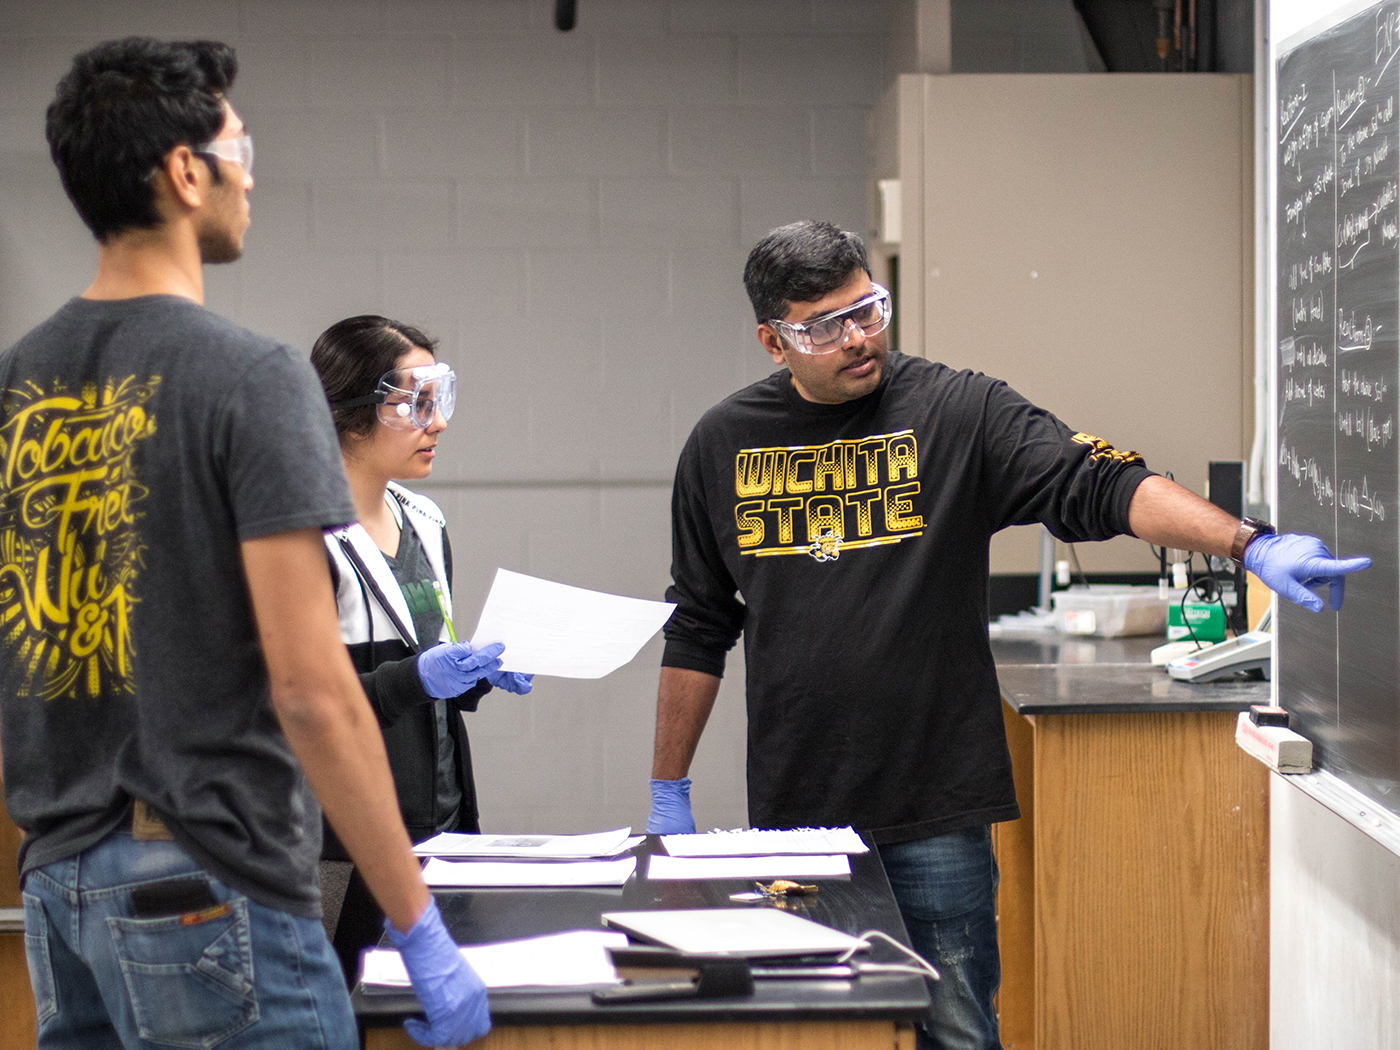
[733, 432, 924, 558]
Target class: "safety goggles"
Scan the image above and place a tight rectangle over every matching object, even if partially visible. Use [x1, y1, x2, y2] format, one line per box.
[194, 134, 254, 176]
[767, 284, 892, 355]
[331, 362, 457, 430]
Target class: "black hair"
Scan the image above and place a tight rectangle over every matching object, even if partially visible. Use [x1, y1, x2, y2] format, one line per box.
[742, 220, 871, 323]
[46, 37, 237, 241]
[311, 316, 440, 440]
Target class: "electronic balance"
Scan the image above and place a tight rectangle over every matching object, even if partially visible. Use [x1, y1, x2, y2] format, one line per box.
[1165, 608, 1272, 683]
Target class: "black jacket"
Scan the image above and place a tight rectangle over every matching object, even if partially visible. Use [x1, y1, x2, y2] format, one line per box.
[322, 484, 488, 859]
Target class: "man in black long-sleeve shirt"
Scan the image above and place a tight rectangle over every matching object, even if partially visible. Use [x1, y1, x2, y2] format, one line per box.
[645, 220, 1369, 1050]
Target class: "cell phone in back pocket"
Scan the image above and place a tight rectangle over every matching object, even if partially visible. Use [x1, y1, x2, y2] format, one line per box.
[130, 878, 218, 919]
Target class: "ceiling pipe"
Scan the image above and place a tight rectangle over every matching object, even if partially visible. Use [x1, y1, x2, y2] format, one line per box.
[1155, 0, 1174, 70]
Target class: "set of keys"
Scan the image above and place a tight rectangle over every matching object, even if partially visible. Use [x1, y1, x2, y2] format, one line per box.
[728, 879, 820, 903]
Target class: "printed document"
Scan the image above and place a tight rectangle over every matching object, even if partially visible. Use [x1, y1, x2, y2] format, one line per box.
[660, 826, 869, 857]
[361, 929, 627, 990]
[422, 856, 637, 888]
[469, 568, 675, 678]
[413, 827, 635, 859]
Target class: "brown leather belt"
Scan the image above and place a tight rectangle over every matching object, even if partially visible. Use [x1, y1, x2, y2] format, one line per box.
[131, 799, 175, 842]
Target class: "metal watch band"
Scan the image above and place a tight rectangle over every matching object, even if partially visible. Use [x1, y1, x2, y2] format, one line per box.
[1230, 517, 1275, 566]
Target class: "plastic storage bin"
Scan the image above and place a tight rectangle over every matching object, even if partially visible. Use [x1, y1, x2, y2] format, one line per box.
[1050, 584, 1184, 638]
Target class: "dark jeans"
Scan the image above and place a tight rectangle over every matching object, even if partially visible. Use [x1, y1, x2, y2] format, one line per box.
[22, 829, 357, 1050]
[879, 826, 1003, 1050]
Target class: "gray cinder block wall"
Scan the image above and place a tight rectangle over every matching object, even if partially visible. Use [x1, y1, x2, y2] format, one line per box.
[0, 0, 1100, 832]
[0, 0, 896, 833]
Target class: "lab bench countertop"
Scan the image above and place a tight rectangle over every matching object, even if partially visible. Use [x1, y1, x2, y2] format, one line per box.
[352, 836, 930, 1030]
[990, 632, 1271, 715]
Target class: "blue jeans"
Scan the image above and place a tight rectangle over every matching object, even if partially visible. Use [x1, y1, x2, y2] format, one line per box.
[21, 829, 358, 1050]
[879, 826, 1002, 1050]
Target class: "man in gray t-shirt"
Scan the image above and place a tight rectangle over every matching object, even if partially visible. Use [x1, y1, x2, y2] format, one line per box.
[2, 296, 353, 916]
[1, 38, 490, 1049]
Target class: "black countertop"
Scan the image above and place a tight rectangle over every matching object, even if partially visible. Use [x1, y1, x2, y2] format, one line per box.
[991, 633, 1270, 715]
[353, 837, 931, 1028]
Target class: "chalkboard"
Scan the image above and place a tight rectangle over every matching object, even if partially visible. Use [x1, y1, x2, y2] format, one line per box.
[1277, 0, 1400, 822]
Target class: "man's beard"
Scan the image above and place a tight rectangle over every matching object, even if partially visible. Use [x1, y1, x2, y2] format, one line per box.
[198, 223, 243, 264]
[196, 189, 244, 265]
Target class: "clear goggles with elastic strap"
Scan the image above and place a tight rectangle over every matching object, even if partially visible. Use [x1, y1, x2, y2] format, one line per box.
[331, 362, 457, 430]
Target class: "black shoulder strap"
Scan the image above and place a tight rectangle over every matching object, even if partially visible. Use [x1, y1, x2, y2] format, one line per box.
[335, 533, 422, 653]
[325, 541, 341, 593]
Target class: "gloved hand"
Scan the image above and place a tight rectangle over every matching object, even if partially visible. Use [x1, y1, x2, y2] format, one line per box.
[646, 777, 696, 834]
[1243, 533, 1372, 612]
[485, 670, 533, 695]
[417, 641, 503, 700]
[383, 898, 490, 1047]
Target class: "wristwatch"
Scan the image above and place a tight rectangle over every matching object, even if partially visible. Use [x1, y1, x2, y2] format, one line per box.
[1230, 517, 1275, 567]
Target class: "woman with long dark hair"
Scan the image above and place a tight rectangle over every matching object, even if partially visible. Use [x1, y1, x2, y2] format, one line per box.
[310, 314, 530, 980]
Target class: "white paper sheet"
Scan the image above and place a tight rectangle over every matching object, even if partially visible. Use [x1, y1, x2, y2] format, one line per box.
[414, 827, 634, 859]
[645, 853, 851, 881]
[469, 568, 675, 678]
[422, 856, 637, 888]
[660, 827, 869, 857]
[360, 929, 628, 990]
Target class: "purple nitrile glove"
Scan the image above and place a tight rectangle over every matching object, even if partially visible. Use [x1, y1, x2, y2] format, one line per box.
[1243, 533, 1372, 612]
[485, 670, 533, 695]
[417, 641, 503, 699]
[383, 898, 491, 1047]
[646, 777, 696, 834]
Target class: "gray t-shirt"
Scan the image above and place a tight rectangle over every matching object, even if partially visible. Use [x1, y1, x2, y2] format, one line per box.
[0, 295, 356, 917]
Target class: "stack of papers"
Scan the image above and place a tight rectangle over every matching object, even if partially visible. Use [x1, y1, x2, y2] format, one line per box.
[414, 828, 637, 859]
[422, 856, 637, 888]
[414, 827, 643, 889]
[660, 826, 868, 857]
[361, 929, 628, 990]
[647, 854, 850, 881]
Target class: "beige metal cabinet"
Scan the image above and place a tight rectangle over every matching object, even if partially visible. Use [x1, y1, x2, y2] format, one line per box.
[870, 74, 1254, 575]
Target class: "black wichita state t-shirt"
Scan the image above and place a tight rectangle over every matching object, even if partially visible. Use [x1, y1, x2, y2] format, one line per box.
[662, 352, 1153, 844]
[0, 296, 356, 917]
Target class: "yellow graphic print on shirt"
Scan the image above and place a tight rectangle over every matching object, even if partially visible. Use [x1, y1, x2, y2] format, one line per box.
[0, 376, 159, 700]
[1070, 432, 1144, 465]
[733, 430, 923, 561]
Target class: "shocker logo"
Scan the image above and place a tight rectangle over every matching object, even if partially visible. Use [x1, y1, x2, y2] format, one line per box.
[0, 376, 159, 700]
[808, 529, 843, 561]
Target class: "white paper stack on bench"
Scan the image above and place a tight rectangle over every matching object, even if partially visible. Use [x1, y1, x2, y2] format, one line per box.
[647, 853, 850, 881]
[659, 826, 869, 857]
[649, 827, 866, 881]
[361, 929, 628, 990]
[415, 828, 642, 888]
[414, 827, 636, 859]
[422, 856, 637, 888]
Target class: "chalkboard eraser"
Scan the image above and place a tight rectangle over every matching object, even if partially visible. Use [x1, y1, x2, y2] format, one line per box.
[1236, 712, 1312, 773]
[1250, 705, 1289, 728]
